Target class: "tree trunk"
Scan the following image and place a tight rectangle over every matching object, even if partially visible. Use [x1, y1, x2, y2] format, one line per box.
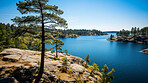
[35, 3, 45, 82]
[56, 41, 58, 58]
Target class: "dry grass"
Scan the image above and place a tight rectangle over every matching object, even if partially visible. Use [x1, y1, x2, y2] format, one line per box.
[31, 52, 41, 55]
[58, 72, 75, 80]
[23, 62, 32, 66]
[35, 58, 39, 60]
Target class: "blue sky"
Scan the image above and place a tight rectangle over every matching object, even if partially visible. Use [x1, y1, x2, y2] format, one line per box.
[0, 0, 148, 31]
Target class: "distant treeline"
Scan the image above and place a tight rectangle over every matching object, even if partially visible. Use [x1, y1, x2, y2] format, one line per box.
[45, 29, 108, 35]
[116, 27, 148, 37]
[104, 31, 119, 33]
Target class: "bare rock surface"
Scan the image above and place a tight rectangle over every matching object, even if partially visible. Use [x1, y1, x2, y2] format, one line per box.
[0, 48, 101, 83]
[3, 55, 22, 61]
[70, 64, 85, 73]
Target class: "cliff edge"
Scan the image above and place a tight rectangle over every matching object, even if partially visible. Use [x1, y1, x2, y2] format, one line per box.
[0, 48, 101, 83]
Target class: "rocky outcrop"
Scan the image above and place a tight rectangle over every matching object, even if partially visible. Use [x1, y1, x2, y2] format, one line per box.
[107, 35, 148, 55]
[107, 35, 148, 44]
[70, 64, 85, 74]
[0, 48, 101, 83]
[140, 48, 148, 54]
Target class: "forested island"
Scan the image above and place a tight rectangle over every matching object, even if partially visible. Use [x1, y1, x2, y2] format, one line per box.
[107, 27, 148, 44]
[107, 27, 148, 54]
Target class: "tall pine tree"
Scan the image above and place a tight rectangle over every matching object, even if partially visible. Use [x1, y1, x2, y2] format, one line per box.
[11, 0, 67, 82]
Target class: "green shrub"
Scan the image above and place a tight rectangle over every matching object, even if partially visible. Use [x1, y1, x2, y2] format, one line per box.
[59, 67, 67, 73]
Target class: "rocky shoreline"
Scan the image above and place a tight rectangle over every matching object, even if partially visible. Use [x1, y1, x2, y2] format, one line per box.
[0, 48, 101, 83]
[140, 48, 148, 54]
[107, 35, 148, 54]
[107, 35, 148, 44]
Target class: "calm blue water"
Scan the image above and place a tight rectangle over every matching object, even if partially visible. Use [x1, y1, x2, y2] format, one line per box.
[46, 33, 148, 83]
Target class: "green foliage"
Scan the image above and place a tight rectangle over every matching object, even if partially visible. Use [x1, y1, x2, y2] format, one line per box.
[84, 54, 90, 68]
[116, 29, 130, 37]
[131, 27, 140, 35]
[85, 54, 91, 63]
[117, 27, 148, 38]
[59, 57, 69, 73]
[30, 39, 42, 51]
[64, 49, 69, 55]
[0, 23, 45, 51]
[12, 0, 68, 82]
[100, 64, 115, 83]
[59, 67, 67, 73]
[14, 37, 28, 49]
[67, 68, 72, 74]
[50, 37, 64, 58]
[141, 27, 148, 35]
[89, 63, 99, 76]
[62, 57, 69, 68]
[45, 29, 107, 36]
[0, 23, 19, 51]
[110, 34, 114, 40]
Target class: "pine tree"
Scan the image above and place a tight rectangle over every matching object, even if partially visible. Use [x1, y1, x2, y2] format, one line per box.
[64, 49, 69, 55]
[100, 64, 115, 83]
[50, 37, 64, 58]
[89, 63, 99, 76]
[110, 34, 114, 40]
[62, 57, 69, 68]
[131, 27, 134, 35]
[85, 54, 91, 67]
[134, 27, 137, 36]
[116, 32, 120, 36]
[11, 0, 67, 82]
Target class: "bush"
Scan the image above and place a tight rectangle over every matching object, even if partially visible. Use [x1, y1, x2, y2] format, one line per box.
[67, 68, 72, 74]
[59, 67, 67, 73]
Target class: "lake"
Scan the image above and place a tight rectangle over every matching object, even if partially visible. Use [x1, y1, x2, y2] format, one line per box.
[45, 33, 148, 83]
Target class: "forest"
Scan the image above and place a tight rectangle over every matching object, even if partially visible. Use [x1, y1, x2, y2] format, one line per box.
[45, 29, 108, 36]
[109, 27, 148, 44]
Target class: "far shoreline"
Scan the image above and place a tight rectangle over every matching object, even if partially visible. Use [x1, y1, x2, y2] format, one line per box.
[107, 36, 148, 54]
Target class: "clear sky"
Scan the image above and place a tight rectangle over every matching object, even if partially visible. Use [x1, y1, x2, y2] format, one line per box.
[0, 0, 148, 31]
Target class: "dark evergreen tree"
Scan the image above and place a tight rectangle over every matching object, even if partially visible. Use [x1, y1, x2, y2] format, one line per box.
[89, 63, 99, 76]
[110, 34, 114, 40]
[11, 0, 67, 82]
[50, 37, 64, 58]
[85, 54, 91, 67]
[100, 64, 115, 83]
